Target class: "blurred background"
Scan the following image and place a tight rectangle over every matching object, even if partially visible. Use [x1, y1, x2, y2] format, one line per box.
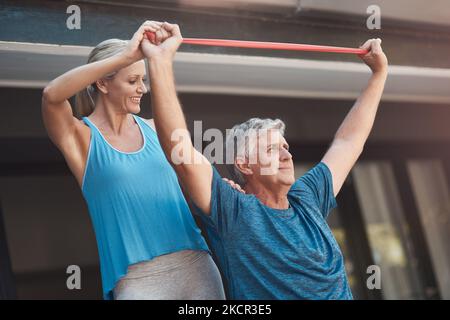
[0, 0, 449, 299]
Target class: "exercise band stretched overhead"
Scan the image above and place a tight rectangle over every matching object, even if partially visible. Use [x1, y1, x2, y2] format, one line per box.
[146, 32, 369, 55]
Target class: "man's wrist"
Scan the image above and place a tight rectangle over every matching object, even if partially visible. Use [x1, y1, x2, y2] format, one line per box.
[148, 55, 174, 68]
[371, 68, 388, 80]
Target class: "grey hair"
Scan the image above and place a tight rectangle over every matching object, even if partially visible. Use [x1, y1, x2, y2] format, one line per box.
[75, 38, 128, 118]
[225, 118, 286, 186]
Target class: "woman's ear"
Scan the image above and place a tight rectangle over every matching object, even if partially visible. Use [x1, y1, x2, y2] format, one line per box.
[235, 157, 253, 177]
[95, 79, 108, 95]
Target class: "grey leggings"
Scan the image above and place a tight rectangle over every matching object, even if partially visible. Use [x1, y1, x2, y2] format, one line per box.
[113, 250, 226, 300]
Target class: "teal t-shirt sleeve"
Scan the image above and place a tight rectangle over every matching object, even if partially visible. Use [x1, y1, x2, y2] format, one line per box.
[194, 165, 242, 236]
[291, 162, 337, 219]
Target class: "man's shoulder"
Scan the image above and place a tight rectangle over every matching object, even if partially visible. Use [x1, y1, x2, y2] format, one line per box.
[210, 165, 254, 205]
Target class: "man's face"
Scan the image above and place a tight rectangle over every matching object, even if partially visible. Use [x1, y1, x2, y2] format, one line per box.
[247, 129, 295, 188]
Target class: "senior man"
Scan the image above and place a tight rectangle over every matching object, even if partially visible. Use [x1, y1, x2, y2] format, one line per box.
[143, 22, 388, 299]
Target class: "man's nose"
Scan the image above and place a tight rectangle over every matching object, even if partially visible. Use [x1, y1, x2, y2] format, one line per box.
[280, 148, 292, 160]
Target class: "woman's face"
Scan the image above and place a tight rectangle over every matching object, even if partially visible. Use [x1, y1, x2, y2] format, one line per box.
[103, 60, 148, 113]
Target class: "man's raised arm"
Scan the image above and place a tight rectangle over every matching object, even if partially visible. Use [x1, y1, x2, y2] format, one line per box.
[142, 22, 213, 214]
[322, 38, 388, 196]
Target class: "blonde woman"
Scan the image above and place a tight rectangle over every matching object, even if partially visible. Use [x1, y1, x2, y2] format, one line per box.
[41, 21, 225, 300]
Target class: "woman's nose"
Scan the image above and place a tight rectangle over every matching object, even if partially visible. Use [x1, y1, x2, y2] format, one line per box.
[138, 82, 148, 94]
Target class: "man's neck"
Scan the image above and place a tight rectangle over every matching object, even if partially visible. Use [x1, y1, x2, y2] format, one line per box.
[245, 183, 290, 210]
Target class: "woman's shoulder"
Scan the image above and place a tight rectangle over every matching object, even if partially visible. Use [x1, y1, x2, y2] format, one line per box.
[137, 116, 156, 131]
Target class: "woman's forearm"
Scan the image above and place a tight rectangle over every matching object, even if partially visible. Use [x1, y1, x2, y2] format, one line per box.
[43, 53, 132, 104]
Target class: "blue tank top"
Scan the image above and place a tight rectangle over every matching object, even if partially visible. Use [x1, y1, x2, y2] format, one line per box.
[81, 114, 209, 300]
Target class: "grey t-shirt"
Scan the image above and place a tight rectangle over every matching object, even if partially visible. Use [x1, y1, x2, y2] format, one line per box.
[195, 162, 353, 300]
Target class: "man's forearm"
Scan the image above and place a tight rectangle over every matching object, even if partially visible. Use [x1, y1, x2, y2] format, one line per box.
[334, 70, 387, 148]
[148, 58, 192, 163]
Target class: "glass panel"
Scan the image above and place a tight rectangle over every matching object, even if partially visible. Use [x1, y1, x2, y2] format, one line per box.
[352, 162, 424, 299]
[407, 159, 450, 299]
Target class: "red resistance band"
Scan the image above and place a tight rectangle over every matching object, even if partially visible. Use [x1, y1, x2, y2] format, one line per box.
[145, 32, 368, 55]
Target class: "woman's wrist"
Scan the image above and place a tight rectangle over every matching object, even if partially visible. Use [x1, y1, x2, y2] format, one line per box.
[117, 51, 137, 66]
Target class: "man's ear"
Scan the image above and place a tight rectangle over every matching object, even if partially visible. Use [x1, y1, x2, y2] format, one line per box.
[235, 156, 253, 177]
[96, 79, 108, 95]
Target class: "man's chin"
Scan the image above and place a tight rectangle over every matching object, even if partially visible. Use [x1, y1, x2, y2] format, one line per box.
[279, 175, 295, 187]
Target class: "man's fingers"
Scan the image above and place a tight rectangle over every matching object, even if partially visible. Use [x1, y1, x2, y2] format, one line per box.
[359, 39, 373, 50]
[160, 27, 170, 41]
[372, 38, 382, 54]
[155, 29, 163, 45]
[359, 38, 383, 58]
[162, 21, 182, 38]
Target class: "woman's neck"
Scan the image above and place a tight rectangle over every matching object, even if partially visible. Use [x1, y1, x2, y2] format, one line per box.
[90, 102, 132, 136]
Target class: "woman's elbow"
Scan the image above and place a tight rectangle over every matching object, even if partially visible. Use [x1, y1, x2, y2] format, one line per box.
[42, 82, 59, 105]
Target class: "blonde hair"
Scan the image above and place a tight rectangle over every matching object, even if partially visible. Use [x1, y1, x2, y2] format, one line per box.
[75, 39, 128, 118]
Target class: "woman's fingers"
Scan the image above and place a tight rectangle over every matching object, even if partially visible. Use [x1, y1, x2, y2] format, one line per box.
[136, 21, 164, 43]
[222, 178, 245, 193]
[142, 20, 163, 30]
[139, 20, 174, 45]
[139, 22, 160, 34]
[145, 31, 156, 44]
[137, 20, 182, 47]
